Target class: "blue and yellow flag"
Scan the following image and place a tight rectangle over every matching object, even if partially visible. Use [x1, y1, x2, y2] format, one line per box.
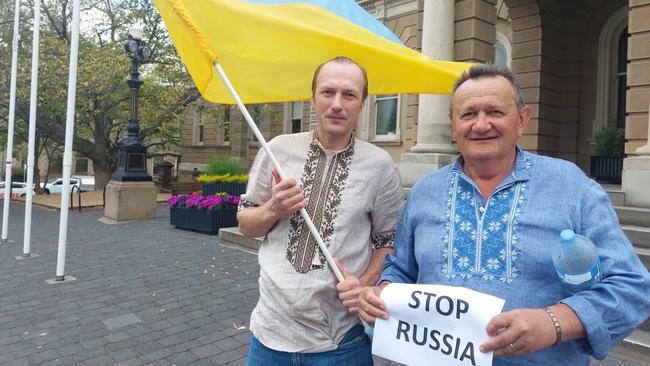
[154, 0, 471, 104]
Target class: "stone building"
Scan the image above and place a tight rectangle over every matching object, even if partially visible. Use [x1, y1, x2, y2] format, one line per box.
[179, 0, 650, 208]
[177, 1, 649, 359]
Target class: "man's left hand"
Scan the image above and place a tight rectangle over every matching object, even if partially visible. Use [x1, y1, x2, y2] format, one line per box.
[334, 258, 362, 314]
[479, 308, 558, 357]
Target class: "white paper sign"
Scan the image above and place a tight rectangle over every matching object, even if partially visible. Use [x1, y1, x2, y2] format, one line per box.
[372, 284, 505, 366]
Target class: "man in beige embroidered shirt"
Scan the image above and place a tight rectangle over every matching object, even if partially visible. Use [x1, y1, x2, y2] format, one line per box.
[237, 56, 404, 365]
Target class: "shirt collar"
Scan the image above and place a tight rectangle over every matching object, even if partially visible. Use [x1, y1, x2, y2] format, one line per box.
[310, 130, 355, 154]
[452, 146, 530, 184]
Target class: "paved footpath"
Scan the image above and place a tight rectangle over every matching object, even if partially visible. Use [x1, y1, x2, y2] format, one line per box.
[0, 202, 646, 365]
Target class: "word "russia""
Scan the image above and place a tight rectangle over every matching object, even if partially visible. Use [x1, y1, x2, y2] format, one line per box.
[396, 290, 476, 365]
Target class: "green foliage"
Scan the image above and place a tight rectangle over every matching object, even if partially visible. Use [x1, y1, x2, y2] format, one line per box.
[196, 173, 248, 184]
[594, 126, 625, 156]
[205, 157, 243, 176]
[0, 0, 199, 188]
[11, 166, 25, 182]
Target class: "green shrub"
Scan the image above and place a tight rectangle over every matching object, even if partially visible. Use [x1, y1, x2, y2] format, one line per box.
[11, 166, 25, 182]
[205, 157, 243, 176]
[594, 126, 625, 156]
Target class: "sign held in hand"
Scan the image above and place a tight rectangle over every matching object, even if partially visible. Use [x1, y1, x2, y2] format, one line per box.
[372, 284, 505, 366]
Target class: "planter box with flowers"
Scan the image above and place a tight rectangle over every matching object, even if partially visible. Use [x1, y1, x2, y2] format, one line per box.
[196, 157, 248, 196]
[167, 193, 240, 234]
[197, 174, 248, 196]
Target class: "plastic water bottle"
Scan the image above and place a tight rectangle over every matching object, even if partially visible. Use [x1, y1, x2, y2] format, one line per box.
[552, 229, 602, 294]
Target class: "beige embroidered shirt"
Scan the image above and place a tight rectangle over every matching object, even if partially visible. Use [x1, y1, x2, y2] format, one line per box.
[239, 131, 403, 353]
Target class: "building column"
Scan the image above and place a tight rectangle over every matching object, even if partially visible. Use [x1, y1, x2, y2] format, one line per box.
[622, 2, 650, 208]
[399, 0, 456, 187]
[623, 96, 650, 208]
[410, 0, 455, 154]
[636, 101, 650, 155]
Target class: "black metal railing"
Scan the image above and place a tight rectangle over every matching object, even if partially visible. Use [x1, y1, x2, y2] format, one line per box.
[70, 185, 82, 212]
[590, 156, 624, 183]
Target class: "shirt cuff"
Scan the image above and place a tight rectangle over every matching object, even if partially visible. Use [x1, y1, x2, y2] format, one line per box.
[237, 197, 259, 211]
[560, 296, 611, 360]
[371, 232, 395, 249]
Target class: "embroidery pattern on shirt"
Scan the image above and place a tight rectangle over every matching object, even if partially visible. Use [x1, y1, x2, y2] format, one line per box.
[286, 138, 355, 273]
[238, 198, 258, 211]
[441, 158, 530, 283]
[371, 232, 395, 249]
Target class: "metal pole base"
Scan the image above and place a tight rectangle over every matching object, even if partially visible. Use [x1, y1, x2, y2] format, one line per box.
[1, 239, 7, 244]
[55, 275, 65, 281]
[22, 253, 30, 257]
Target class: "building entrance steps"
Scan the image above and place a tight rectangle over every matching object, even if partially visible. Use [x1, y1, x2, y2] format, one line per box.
[610, 329, 650, 365]
[218, 227, 261, 253]
[602, 184, 650, 364]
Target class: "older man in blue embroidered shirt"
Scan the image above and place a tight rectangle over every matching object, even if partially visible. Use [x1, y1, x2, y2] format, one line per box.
[358, 64, 650, 365]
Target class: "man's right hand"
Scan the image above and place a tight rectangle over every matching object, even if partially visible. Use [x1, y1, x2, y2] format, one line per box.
[358, 285, 389, 326]
[269, 168, 306, 219]
[237, 168, 306, 238]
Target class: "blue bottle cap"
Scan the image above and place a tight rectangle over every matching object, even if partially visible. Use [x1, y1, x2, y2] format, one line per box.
[560, 229, 575, 244]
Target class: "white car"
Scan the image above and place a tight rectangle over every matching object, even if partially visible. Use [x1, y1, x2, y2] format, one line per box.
[44, 178, 81, 195]
[0, 181, 36, 198]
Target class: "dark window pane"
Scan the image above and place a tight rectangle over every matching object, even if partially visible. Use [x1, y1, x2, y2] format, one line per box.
[618, 27, 628, 73]
[376, 97, 397, 135]
[291, 119, 301, 134]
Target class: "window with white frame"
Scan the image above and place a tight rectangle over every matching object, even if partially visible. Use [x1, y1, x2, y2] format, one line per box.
[197, 125, 204, 143]
[593, 6, 627, 132]
[287, 101, 303, 134]
[249, 105, 262, 142]
[219, 106, 231, 145]
[371, 94, 400, 141]
[193, 110, 205, 145]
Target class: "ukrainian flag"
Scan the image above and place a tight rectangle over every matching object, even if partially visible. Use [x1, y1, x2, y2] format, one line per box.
[154, 0, 471, 104]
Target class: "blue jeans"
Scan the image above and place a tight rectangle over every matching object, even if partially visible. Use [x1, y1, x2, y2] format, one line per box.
[246, 324, 373, 366]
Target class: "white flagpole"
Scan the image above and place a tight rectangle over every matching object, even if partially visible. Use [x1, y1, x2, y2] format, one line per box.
[212, 61, 344, 283]
[1, 0, 21, 243]
[55, 0, 80, 280]
[23, 0, 41, 256]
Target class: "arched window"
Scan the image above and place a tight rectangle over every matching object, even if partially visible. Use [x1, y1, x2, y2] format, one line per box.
[494, 32, 512, 67]
[594, 6, 628, 132]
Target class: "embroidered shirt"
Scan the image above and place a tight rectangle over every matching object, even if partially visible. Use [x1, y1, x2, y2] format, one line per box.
[240, 131, 403, 353]
[381, 148, 650, 365]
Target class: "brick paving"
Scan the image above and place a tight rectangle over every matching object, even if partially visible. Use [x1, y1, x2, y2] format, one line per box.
[1, 203, 256, 365]
[0, 202, 646, 365]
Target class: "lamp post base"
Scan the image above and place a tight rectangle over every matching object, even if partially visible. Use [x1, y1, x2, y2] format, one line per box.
[103, 180, 157, 221]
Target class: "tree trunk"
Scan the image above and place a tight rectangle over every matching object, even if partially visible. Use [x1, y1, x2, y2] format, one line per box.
[93, 164, 115, 191]
[33, 135, 43, 194]
[43, 163, 51, 193]
[33, 165, 42, 194]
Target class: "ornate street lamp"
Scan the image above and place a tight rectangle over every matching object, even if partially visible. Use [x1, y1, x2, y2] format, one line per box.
[111, 27, 153, 182]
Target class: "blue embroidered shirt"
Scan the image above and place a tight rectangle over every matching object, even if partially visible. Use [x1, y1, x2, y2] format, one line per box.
[381, 148, 650, 365]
